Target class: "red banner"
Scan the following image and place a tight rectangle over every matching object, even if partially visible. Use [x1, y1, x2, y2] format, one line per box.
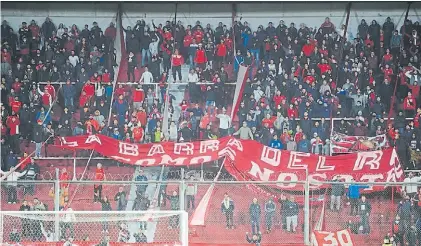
[57, 135, 404, 190]
[311, 229, 354, 246]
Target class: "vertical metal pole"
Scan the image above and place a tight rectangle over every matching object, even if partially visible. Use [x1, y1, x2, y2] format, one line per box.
[330, 119, 334, 156]
[180, 168, 185, 180]
[179, 179, 185, 212]
[180, 211, 189, 246]
[72, 151, 77, 181]
[200, 163, 204, 181]
[304, 168, 310, 245]
[54, 168, 61, 241]
[180, 167, 185, 211]
[391, 186, 395, 232]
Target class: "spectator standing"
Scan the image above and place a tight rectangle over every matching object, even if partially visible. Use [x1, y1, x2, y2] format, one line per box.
[135, 169, 148, 196]
[330, 176, 345, 211]
[233, 121, 254, 140]
[216, 108, 231, 137]
[171, 49, 184, 82]
[185, 176, 197, 210]
[221, 193, 235, 229]
[114, 186, 127, 211]
[22, 158, 40, 196]
[284, 196, 299, 233]
[127, 52, 137, 82]
[270, 135, 283, 149]
[94, 163, 105, 203]
[402, 172, 421, 198]
[132, 193, 150, 230]
[249, 198, 261, 235]
[139, 66, 153, 83]
[100, 196, 112, 233]
[358, 195, 372, 234]
[60, 202, 76, 240]
[264, 197, 276, 233]
[348, 180, 369, 215]
[162, 190, 180, 229]
[0, 167, 26, 203]
[6, 113, 20, 154]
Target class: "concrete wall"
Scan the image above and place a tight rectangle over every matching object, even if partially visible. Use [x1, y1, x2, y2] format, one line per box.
[2, 2, 420, 37]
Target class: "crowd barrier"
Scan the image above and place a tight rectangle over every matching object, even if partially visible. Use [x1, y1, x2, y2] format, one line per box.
[1, 179, 419, 245]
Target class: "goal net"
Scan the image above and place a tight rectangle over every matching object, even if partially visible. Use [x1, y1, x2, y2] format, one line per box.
[0, 210, 188, 245]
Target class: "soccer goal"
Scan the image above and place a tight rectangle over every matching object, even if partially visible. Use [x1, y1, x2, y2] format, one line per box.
[0, 210, 188, 245]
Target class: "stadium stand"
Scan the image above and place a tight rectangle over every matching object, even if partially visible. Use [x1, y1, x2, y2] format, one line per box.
[1, 2, 421, 246]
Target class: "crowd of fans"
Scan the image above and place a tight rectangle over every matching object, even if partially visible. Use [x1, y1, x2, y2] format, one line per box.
[2, 15, 421, 170]
[1, 11, 421, 245]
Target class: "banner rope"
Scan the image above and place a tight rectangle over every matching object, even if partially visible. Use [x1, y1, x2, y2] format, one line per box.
[67, 150, 95, 207]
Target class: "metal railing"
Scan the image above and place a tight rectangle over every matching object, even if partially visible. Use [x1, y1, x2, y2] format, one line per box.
[1, 177, 419, 245]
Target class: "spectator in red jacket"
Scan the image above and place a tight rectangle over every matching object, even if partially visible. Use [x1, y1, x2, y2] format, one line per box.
[44, 81, 56, 101]
[10, 96, 21, 114]
[90, 72, 102, 84]
[194, 44, 207, 70]
[403, 91, 416, 117]
[94, 163, 106, 203]
[302, 39, 315, 57]
[104, 22, 116, 41]
[79, 91, 90, 108]
[6, 113, 20, 153]
[82, 81, 95, 98]
[102, 69, 111, 83]
[171, 49, 184, 82]
[132, 84, 145, 110]
[37, 85, 52, 109]
[29, 20, 40, 40]
[215, 39, 227, 70]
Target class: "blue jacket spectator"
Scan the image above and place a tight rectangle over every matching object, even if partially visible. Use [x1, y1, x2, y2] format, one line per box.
[270, 136, 283, 149]
[348, 183, 369, 199]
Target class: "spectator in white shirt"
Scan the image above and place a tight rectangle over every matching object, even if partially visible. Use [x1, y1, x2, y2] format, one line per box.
[40, 222, 55, 242]
[168, 121, 178, 142]
[149, 34, 160, 57]
[139, 67, 153, 84]
[60, 202, 76, 240]
[68, 51, 79, 67]
[0, 167, 26, 203]
[402, 172, 421, 198]
[188, 69, 199, 83]
[216, 107, 231, 137]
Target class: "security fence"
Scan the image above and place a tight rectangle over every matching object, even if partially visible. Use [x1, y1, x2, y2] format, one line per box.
[1, 179, 419, 245]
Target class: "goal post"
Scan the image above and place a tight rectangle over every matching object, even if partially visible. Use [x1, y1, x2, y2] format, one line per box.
[1, 210, 188, 246]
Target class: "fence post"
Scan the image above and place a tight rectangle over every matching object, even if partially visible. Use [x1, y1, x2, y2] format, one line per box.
[304, 168, 310, 245]
[54, 168, 60, 241]
[179, 179, 185, 211]
[180, 211, 189, 246]
[72, 153, 77, 181]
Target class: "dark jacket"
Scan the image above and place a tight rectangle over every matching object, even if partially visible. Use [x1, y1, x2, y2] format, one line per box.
[358, 200, 372, 215]
[283, 200, 299, 217]
[132, 196, 150, 211]
[331, 180, 345, 196]
[165, 194, 180, 210]
[221, 199, 235, 213]
[249, 203, 261, 220]
[33, 124, 44, 143]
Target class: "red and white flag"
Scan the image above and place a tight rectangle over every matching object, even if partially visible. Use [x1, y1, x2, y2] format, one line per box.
[230, 65, 249, 121]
